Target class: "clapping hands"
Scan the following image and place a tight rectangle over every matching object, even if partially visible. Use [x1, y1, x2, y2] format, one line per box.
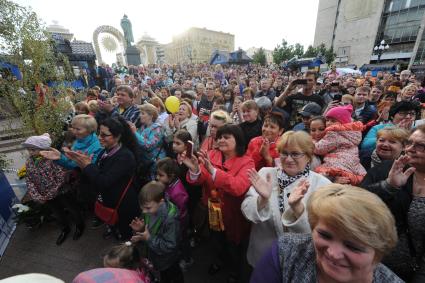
[288, 179, 310, 218]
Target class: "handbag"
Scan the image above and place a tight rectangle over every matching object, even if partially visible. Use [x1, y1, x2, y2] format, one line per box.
[95, 176, 134, 225]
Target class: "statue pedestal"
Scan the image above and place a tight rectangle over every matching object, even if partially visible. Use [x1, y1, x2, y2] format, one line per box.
[125, 45, 141, 66]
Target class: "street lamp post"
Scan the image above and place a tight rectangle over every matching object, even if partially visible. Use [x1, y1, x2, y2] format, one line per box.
[374, 40, 390, 63]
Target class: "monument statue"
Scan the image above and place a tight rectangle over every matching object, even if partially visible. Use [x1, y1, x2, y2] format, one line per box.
[120, 14, 134, 47]
[120, 14, 141, 65]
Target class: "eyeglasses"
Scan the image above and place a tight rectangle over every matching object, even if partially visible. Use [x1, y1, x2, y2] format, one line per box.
[206, 88, 214, 90]
[280, 152, 305, 159]
[98, 132, 113, 138]
[397, 111, 416, 118]
[405, 140, 425, 152]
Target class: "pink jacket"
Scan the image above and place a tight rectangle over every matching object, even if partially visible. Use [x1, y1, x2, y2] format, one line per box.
[166, 179, 188, 226]
[314, 122, 366, 177]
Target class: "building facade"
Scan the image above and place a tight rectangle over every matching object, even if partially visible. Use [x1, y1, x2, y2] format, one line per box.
[246, 47, 273, 64]
[314, 0, 425, 68]
[164, 27, 235, 64]
[136, 34, 162, 65]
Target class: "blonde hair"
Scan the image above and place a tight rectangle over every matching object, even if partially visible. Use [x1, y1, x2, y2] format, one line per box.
[242, 87, 255, 98]
[377, 126, 409, 144]
[104, 243, 140, 270]
[150, 97, 166, 113]
[401, 84, 418, 96]
[211, 110, 232, 124]
[139, 103, 159, 122]
[341, 94, 354, 104]
[87, 100, 99, 113]
[241, 100, 259, 111]
[71, 114, 97, 133]
[74, 101, 89, 114]
[277, 131, 314, 161]
[308, 184, 397, 261]
[180, 101, 192, 118]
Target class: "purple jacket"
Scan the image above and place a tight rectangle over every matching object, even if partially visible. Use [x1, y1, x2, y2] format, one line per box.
[166, 179, 188, 226]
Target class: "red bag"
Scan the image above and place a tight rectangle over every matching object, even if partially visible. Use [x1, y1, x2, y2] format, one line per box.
[94, 176, 133, 225]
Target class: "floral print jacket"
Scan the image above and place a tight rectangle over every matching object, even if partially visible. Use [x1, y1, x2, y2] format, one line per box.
[26, 157, 67, 202]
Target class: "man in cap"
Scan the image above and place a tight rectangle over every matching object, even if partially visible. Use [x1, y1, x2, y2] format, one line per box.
[293, 102, 322, 132]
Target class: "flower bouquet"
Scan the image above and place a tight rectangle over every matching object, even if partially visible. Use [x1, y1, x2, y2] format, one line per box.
[12, 201, 51, 229]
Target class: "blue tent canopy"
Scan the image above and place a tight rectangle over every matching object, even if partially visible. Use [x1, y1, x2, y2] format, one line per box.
[284, 57, 324, 68]
[0, 61, 22, 80]
[359, 63, 397, 76]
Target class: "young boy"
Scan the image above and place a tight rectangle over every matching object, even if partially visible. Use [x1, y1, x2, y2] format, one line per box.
[130, 181, 184, 283]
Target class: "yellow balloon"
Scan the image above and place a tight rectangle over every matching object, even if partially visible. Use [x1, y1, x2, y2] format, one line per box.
[165, 96, 180, 113]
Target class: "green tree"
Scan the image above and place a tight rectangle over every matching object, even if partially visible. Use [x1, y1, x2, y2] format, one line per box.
[273, 39, 294, 64]
[316, 43, 336, 64]
[293, 43, 304, 58]
[0, 0, 74, 145]
[303, 45, 318, 58]
[301, 43, 336, 64]
[252, 47, 267, 66]
[273, 39, 306, 65]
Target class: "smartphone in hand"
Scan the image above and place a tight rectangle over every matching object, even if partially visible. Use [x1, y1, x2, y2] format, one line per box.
[186, 141, 194, 159]
[294, 79, 308, 85]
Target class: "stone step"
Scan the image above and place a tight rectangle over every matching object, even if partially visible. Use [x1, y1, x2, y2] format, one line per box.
[0, 130, 31, 141]
[0, 137, 26, 148]
[0, 144, 24, 154]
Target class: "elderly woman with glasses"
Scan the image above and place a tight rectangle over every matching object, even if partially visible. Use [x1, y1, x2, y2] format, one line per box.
[361, 124, 425, 282]
[241, 131, 331, 268]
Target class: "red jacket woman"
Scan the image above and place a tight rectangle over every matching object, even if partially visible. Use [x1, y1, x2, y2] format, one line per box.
[184, 125, 255, 244]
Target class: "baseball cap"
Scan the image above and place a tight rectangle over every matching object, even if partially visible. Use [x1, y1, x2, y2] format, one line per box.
[299, 102, 322, 117]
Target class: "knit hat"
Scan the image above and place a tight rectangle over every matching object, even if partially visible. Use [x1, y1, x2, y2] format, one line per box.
[325, 104, 353, 124]
[22, 133, 51, 149]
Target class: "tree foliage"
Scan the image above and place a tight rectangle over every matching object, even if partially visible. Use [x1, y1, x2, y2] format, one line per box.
[272, 37, 336, 65]
[252, 47, 267, 66]
[0, 0, 74, 146]
[272, 39, 305, 65]
[302, 43, 336, 64]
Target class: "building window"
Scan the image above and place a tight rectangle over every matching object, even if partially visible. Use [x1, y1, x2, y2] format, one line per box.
[337, 46, 350, 56]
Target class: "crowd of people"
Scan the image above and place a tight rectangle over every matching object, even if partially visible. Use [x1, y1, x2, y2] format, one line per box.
[10, 63, 425, 283]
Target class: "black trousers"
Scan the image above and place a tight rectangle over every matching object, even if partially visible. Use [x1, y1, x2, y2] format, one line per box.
[46, 192, 84, 230]
[160, 261, 184, 283]
[210, 231, 250, 282]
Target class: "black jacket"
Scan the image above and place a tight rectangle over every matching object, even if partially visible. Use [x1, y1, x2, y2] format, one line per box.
[83, 146, 140, 238]
[353, 102, 377, 124]
[239, 119, 263, 148]
[360, 160, 413, 234]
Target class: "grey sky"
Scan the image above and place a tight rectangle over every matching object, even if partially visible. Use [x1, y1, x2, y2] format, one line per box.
[13, 0, 318, 52]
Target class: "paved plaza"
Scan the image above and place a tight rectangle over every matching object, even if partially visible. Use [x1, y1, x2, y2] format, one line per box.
[0, 217, 229, 282]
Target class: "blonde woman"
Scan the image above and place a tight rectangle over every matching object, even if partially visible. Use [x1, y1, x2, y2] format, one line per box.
[165, 101, 199, 150]
[250, 184, 402, 283]
[242, 131, 331, 267]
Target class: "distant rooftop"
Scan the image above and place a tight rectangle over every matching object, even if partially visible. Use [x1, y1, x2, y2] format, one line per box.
[70, 41, 96, 56]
